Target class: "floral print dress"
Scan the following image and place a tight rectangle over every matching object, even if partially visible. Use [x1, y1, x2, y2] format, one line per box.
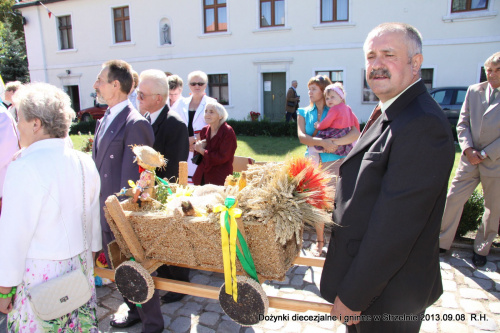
[7, 250, 98, 333]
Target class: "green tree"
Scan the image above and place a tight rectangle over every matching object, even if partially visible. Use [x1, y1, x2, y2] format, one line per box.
[0, 19, 29, 82]
[0, 0, 29, 82]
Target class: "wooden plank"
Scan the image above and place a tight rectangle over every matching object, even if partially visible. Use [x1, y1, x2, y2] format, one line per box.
[293, 256, 325, 268]
[95, 268, 332, 313]
[105, 195, 145, 262]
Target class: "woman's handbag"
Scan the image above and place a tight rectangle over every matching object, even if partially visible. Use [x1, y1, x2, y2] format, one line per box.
[26, 153, 92, 321]
[191, 153, 203, 165]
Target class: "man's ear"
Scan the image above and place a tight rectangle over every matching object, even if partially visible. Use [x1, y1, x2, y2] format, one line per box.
[411, 54, 423, 76]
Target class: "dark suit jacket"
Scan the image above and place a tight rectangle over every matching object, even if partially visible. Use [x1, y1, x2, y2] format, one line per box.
[152, 105, 189, 181]
[320, 80, 455, 315]
[92, 103, 154, 234]
[285, 87, 299, 113]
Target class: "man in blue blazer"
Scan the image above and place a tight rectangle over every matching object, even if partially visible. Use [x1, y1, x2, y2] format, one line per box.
[320, 23, 455, 332]
[92, 60, 162, 332]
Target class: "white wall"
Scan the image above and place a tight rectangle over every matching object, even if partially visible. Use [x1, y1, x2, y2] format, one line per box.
[17, 0, 500, 121]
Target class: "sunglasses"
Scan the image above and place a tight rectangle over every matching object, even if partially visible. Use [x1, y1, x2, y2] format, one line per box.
[190, 82, 206, 86]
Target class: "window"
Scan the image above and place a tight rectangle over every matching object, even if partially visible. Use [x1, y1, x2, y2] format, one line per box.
[421, 68, 434, 90]
[113, 6, 131, 43]
[316, 70, 343, 85]
[208, 74, 229, 105]
[58, 15, 73, 50]
[321, 0, 348, 22]
[204, 0, 227, 33]
[451, 0, 488, 12]
[260, 0, 284, 27]
[480, 67, 487, 82]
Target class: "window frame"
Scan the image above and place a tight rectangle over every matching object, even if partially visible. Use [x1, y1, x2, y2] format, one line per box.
[208, 73, 230, 105]
[451, 0, 489, 13]
[204, 0, 227, 33]
[113, 6, 131, 43]
[421, 68, 435, 90]
[315, 69, 344, 85]
[320, 0, 349, 23]
[57, 15, 74, 50]
[260, 0, 285, 28]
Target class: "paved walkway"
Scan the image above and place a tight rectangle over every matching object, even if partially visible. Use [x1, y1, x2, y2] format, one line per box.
[1, 230, 499, 332]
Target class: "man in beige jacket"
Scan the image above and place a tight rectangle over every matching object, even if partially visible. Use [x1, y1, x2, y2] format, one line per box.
[440, 51, 500, 267]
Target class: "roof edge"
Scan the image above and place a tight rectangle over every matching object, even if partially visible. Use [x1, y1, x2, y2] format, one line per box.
[13, 0, 67, 10]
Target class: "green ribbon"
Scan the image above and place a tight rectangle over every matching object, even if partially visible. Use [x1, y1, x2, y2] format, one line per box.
[155, 175, 173, 195]
[223, 198, 259, 283]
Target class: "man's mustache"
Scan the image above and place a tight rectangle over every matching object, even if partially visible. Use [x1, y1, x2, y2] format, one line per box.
[369, 69, 391, 79]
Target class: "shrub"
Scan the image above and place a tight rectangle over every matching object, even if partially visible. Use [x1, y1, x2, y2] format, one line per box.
[227, 120, 297, 137]
[456, 189, 484, 237]
[70, 120, 97, 135]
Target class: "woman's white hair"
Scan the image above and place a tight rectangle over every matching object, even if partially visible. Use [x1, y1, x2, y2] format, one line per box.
[13, 82, 75, 138]
[187, 70, 208, 84]
[206, 100, 228, 124]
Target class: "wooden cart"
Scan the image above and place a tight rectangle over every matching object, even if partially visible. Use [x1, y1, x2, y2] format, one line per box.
[95, 195, 333, 325]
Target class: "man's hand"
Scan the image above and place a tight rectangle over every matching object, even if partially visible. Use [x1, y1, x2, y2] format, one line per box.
[331, 296, 361, 326]
[464, 148, 484, 165]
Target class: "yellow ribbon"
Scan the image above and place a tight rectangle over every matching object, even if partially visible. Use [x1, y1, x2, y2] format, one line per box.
[214, 201, 242, 302]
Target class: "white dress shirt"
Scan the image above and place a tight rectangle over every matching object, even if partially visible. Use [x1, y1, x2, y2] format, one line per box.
[0, 139, 102, 286]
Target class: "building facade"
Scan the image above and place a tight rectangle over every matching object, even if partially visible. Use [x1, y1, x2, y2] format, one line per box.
[14, 0, 500, 121]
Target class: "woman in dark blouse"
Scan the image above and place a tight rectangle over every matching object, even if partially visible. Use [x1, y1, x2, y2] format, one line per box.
[192, 101, 237, 186]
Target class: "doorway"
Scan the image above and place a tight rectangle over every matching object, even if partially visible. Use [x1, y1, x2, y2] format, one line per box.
[64, 85, 80, 112]
[263, 72, 286, 122]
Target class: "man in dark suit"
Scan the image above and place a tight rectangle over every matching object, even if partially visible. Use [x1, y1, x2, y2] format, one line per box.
[137, 69, 191, 304]
[285, 80, 300, 122]
[320, 23, 455, 332]
[92, 60, 163, 333]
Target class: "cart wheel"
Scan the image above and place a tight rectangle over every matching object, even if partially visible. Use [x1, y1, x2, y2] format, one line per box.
[115, 261, 154, 304]
[219, 276, 269, 326]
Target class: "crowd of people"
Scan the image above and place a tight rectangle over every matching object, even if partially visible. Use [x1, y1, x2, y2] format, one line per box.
[0, 21, 498, 333]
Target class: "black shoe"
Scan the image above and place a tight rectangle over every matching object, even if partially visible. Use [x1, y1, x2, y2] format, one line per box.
[472, 252, 487, 267]
[161, 292, 185, 304]
[439, 248, 447, 254]
[110, 316, 141, 328]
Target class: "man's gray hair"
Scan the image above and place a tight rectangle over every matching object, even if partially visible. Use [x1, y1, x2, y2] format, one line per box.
[484, 51, 500, 68]
[206, 100, 228, 124]
[139, 69, 169, 101]
[13, 83, 75, 138]
[364, 22, 423, 59]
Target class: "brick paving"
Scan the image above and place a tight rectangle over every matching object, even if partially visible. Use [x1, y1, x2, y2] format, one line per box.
[1, 229, 499, 332]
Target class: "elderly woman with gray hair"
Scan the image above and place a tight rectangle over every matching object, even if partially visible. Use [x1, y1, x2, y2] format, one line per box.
[192, 101, 236, 186]
[0, 83, 101, 332]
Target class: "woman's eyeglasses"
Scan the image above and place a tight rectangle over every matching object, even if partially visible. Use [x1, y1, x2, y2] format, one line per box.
[190, 82, 206, 86]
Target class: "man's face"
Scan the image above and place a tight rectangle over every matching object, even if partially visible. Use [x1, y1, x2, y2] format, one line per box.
[365, 31, 422, 103]
[93, 67, 113, 104]
[137, 79, 161, 114]
[486, 63, 500, 89]
[292, 81, 298, 89]
[169, 87, 182, 105]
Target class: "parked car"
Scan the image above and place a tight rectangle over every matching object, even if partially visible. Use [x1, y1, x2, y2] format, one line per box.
[77, 102, 107, 122]
[429, 86, 468, 125]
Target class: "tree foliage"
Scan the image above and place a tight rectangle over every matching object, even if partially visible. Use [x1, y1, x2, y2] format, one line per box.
[0, 0, 29, 83]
